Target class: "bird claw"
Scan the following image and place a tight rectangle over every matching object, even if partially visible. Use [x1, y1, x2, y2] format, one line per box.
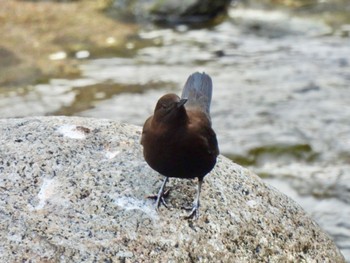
[147, 188, 171, 210]
[182, 204, 200, 220]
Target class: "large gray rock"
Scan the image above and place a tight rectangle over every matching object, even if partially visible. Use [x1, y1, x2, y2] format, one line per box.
[0, 116, 345, 262]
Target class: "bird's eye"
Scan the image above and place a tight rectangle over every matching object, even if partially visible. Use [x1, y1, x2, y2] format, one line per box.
[161, 104, 167, 109]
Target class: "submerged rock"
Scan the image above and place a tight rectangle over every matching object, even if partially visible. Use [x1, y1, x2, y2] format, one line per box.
[150, 0, 232, 26]
[109, 0, 232, 26]
[0, 116, 345, 262]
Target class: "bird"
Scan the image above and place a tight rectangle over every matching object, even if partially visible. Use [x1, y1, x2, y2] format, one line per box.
[141, 72, 219, 219]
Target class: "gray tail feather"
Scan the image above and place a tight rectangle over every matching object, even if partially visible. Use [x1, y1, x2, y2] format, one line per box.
[181, 72, 213, 116]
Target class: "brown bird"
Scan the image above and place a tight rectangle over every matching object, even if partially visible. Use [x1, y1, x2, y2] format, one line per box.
[141, 72, 219, 219]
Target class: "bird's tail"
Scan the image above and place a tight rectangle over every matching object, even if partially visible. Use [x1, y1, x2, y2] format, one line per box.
[181, 72, 213, 116]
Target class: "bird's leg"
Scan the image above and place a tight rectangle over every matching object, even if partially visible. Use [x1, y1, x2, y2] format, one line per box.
[184, 178, 203, 220]
[155, 177, 169, 209]
[148, 176, 170, 210]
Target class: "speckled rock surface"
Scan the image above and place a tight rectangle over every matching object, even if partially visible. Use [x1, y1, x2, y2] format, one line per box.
[0, 116, 344, 262]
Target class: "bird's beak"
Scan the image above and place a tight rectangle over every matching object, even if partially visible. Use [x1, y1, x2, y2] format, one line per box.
[177, 98, 188, 108]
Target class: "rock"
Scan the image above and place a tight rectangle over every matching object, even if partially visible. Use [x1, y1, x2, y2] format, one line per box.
[150, 0, 232, 26]
[109, 0, 232, 26]
[0, 116, 345, 262]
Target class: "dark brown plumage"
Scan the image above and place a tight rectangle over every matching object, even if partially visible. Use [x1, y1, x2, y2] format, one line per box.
[141, 72, 219, 219]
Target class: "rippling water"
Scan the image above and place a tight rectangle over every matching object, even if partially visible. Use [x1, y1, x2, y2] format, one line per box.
[1, 4, 350, 261]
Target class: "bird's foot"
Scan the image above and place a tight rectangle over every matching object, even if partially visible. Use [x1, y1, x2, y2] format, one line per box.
[182, 203, 200, 220]
[147, 188, 171, 210]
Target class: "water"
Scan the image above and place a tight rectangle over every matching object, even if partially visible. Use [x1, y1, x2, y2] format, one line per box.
[1, 4, 350, 261]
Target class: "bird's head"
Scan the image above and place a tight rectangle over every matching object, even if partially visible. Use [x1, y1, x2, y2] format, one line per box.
[153, 93, 188, 124]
